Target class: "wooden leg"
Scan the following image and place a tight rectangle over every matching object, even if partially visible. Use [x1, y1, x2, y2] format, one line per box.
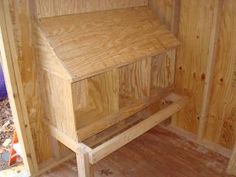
[76, 148, 94, 177]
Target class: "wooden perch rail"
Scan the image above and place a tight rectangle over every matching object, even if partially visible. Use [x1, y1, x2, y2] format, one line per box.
[86, 93, 188, 164]
[44, 93, 188, 177]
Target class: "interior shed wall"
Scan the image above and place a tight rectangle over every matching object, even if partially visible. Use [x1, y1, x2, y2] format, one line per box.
[149, 0, 236, 151]
[205, 0, 236, 149]
[3, 0, 236, 175]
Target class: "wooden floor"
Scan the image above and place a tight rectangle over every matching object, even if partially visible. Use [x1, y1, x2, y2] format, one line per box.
[41, 126, 235, 177]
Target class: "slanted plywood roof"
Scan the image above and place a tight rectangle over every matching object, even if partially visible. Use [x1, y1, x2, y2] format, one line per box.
[38, 7, 180, 82]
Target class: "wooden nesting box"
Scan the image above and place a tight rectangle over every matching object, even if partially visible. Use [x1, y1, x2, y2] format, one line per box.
[36, 6, 187, 176]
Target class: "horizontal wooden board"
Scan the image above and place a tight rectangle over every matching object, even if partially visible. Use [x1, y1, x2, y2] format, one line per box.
[36, 0, 148, 18]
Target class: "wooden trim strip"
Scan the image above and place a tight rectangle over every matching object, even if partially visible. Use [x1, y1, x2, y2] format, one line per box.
[88, 93, 188, 164]
[162, 125, 232, 158]
[197, 0, 223, 140]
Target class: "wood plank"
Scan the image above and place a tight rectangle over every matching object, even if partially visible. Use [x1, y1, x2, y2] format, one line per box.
[35, 26, 72, 80]
[40, 70, 78, 140]
[42, 120, 92, 154]
[83, 100, 164, 148]
[0, 0, 38, 174]
[77, 148, 94, 177]
[38, 7, 180, 81]
[77, 88, 173, 141]
[89, 94, 188, 164]
[174, 0, 220, 134]
[40, 126, 233, 177]
[164, 125, 232, 158]
[36, 0, 148, 18]
[149, 0, 175, 31]
[119, 58, 151, 107]
[149, 0, 181, 35]
[6, 0, 56, 167]
[34, 153, 75, 177]
[74, 70, 119, 131]
[197, 0, 223, 140]
[204, 0, 236, 150]
[150, 50, 176, 90]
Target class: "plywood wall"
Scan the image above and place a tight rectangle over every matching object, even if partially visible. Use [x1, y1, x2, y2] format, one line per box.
[149, 0, 179, 33]
[150, 0, 236, 151]
[36, 0, 148, 18]
[174, 0, 219, 134]
[204, 0, 236, 149]
[5, 0, 236, 175]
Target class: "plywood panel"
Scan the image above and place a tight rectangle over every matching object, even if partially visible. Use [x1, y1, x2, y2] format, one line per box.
[38, 7, 179, 81]
[174, 0, 219, 134]
[151, 50, 175, 90]
[74, 70, 119, 129]
[119, 58, 151, 107]
[149, 0, 175, 30]
[40, 70, 78, 140]
[36, 0, 148, 18]
[204, 0, 236, 149]
[34, 26, 71, 80]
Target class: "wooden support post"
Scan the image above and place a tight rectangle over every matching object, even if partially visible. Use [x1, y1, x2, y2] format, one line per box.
[0, 0, 38, 174]
[77, 148, 94, 177]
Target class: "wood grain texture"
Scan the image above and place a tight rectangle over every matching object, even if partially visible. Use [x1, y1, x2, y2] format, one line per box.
[150, 49, 176, 90]
[77, 87, 173, 141]
[5, 0, 54, 170]
[149, 0, 174, 30]
[174, 0, 219, 134]
[0, 0, 38, 173]
[119, 58, 151, 107]
[35, 26, 71, 80]
[87, 93, 188, 164]
[204, 0, 236, 150]
[197, 0, 223, 140]
[74, 58, 174, 141]
[35, 0, 148, 18]
[40, 69, 78, 140]
[37, 7, 180, 81]
[40, 126, 234, 177]
[73, 70, 119, 130]
[76, 148, 94, 177]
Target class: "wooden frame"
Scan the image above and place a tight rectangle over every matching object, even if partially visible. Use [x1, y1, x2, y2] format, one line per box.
[45, 93, 187, 177]
[0, 0, 38, 174]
